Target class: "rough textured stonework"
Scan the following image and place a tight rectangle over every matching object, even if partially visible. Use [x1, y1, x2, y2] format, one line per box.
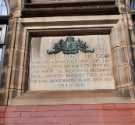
[0, 0, 135, 125]
[0, 104, 135, 125]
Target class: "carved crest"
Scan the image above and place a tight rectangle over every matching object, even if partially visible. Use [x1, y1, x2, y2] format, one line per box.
[47, 36, 95, 54]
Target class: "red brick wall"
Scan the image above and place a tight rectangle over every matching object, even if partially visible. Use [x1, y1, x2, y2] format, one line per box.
[0, 104, 135, 125]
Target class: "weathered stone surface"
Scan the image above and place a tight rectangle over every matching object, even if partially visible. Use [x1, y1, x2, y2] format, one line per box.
[1, 0, 135, 106]
[30, 35, 115, 90]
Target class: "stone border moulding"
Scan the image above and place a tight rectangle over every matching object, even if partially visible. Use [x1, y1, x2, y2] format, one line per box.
[5, 15, 134, 105]
[22, 0, 119, 17]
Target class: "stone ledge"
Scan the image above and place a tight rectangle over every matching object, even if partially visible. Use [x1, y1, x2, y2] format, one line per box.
[8, 90, 135, 105]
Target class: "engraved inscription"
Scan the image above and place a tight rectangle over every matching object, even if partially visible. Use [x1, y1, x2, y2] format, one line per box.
[29, 35, 115, 90]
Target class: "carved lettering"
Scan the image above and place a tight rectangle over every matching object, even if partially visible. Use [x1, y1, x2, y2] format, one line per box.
[29, 35, 115, 90]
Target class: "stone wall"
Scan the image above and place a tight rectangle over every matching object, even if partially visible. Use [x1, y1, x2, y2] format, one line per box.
[0, 104, 135, 125]
[0, 0, 135, 105]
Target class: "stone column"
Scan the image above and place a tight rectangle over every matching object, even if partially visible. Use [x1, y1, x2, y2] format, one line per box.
[110, 14, 135, 98]
[3, 0, 22, 105]
[128, 13, 135, 98]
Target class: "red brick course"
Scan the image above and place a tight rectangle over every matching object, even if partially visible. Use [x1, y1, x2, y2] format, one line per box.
[0, 104, 135, 125]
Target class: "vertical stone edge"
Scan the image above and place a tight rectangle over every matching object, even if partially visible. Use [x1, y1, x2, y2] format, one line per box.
[1, 0, 22, 105]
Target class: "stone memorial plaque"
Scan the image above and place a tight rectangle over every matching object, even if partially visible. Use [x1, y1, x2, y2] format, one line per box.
[29, 35, 115, 91]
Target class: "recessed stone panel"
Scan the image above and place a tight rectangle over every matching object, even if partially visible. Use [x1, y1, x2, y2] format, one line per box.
[29, 35, 115, 91]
